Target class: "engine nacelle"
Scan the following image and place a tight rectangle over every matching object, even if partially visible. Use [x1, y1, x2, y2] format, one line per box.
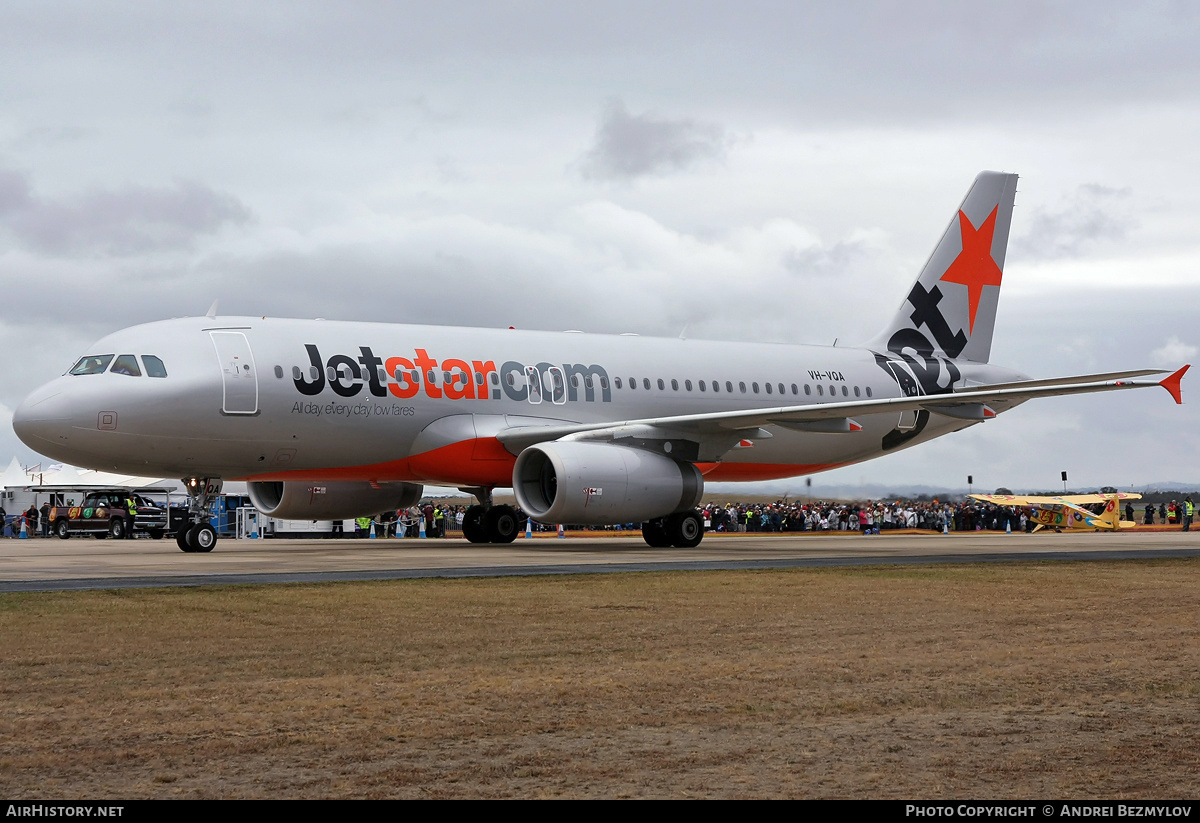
[513, 441, 703, 525]
[247, 481, 423, 520]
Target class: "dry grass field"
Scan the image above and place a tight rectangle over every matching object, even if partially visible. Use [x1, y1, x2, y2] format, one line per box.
[1, 559, 1198, 798]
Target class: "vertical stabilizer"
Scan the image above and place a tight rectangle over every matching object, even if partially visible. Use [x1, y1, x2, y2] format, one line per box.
[866, 171, 1019, 364]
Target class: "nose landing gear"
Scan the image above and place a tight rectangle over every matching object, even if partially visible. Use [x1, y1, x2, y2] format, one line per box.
[177, 477, 222, 553]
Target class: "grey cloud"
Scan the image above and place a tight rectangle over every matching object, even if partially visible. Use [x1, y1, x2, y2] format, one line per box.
[1012, 184, 1136, 261]
[0, 171, 32, 216]
[0, 173, 251, 256]
[782, 239, 874, 278]
[580, 99, 731, 181]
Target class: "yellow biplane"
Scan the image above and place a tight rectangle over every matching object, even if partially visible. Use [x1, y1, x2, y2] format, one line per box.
[969, 493, 1142, 532]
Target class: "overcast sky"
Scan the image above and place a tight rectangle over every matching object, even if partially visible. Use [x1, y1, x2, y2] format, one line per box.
[2, 1, 1198, 493]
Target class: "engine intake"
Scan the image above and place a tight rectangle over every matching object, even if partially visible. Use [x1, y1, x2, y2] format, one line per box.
[247, 481, 423, 520]
[513, 441, 702, 525]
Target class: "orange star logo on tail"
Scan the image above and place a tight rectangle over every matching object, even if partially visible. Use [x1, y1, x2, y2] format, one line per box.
[939, 206, 1003, 334]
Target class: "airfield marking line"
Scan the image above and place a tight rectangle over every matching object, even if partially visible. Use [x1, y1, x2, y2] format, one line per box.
[1, 532, 1198, 592]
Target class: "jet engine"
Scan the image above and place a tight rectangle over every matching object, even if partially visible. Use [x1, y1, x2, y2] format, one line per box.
[513, 441, 702, 525]
[246, 481, 423, 520]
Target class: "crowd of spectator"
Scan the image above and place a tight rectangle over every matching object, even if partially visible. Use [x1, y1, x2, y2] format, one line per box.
[699, 499, 1025, 532]
[5, 495, 1193, 539]
[392, 498, 1037, 535]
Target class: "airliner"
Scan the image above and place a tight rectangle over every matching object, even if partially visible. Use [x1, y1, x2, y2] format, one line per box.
[12, 172, 1188, 552]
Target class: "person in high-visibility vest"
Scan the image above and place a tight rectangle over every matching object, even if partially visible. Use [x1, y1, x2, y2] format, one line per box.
[124, 496, 137, 539]
[354, 516, 370, 537]
[1185, 498, 1194, 533]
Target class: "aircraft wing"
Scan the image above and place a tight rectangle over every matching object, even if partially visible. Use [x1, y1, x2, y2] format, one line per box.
[495, 366, 1189, 456]
[970, 493, 1143, 506]
[952, 368, 1169, 394]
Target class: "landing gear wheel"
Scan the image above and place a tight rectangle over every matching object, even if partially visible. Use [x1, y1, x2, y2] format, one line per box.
[666, 510, 704, 548]
[109, 519, 125, 540]
[462, 505, 488, 543]
[176, 530, 194, 552]
[55, 519, 70, 540]
[486, 505, 519, 544]
[189, 523, 217, 553]
[641, 518, 672, 548]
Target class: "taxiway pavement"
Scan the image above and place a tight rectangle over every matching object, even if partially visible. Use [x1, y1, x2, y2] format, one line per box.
[1, 530, 1198, 592]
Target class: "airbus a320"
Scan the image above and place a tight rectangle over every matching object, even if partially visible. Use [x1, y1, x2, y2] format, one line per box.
[13, 172, 1188, 552]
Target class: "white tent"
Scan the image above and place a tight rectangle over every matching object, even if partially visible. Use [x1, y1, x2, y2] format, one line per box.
[0, 457, 32, 491]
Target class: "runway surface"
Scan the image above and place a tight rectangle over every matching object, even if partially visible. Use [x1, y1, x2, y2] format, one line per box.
[2, 529, 1198, 592]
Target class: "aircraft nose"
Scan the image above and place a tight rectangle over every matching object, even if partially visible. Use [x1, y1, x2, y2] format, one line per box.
[12, 381, 74, 451]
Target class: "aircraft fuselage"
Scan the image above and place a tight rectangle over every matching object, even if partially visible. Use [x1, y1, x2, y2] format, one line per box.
[12, 316, 1029, 485]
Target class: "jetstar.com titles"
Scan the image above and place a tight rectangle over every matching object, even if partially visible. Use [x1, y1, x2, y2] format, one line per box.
[292, 345, 613, 404]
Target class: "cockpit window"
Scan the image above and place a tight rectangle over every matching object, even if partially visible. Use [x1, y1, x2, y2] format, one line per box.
[69, 355, 114, 375]
[111, 355, 142, 376]
[142, 356, 167, 378]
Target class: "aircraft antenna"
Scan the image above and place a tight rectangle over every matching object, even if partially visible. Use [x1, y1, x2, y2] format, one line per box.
[206, 300, 219, 319]
[679, 325, 688, 341]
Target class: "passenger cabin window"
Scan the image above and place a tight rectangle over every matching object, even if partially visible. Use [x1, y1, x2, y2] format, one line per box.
[70, 355, 114, 375]
[274, 365, 284, 379]
[142, 356, 168, 378]
[292, 366, 302, 380]
[111, 355, 141, 377]
[866, 387, 873, 398]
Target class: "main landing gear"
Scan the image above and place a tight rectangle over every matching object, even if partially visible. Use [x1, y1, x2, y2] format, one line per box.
[641, 510, 704, 548]
[459, 487, 519, 544]
[176, 477, 221, 553]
